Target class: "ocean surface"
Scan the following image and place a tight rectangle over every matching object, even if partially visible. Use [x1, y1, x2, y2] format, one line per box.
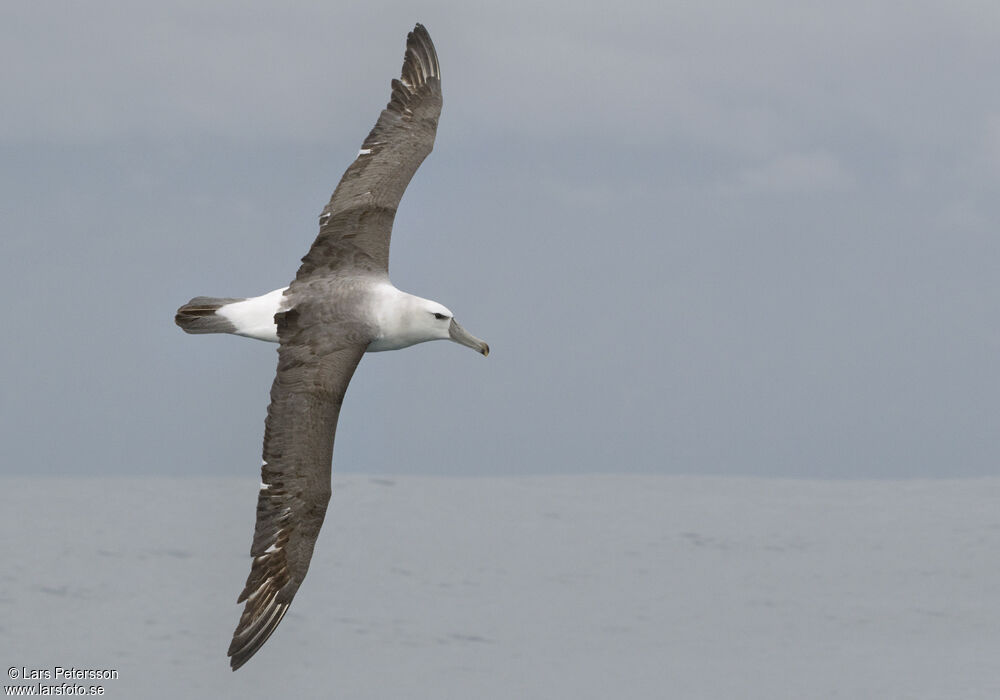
[2, 475, 999, 699]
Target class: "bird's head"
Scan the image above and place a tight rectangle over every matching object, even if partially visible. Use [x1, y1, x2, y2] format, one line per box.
[420, 300, 490, 356]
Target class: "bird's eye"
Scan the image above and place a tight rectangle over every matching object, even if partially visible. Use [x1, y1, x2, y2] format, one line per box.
[433, 312, 448, 320]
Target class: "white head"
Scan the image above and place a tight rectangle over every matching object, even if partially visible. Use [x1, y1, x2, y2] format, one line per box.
[369, 289, 490, 355]
[416, 299, 490, 355]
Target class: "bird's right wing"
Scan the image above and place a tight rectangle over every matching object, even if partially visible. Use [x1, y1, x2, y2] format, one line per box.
[296, 24, 442, 279]
[227, 308, 367, 670]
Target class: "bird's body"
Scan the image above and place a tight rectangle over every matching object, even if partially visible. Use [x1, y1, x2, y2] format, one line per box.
[174, 25, 488, 671]
[200, 283, 462, 351]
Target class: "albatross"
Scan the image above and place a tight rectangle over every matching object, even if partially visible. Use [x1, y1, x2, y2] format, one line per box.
[174, 24, 488, 670]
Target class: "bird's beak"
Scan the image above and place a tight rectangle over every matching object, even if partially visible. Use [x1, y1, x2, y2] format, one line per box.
[449, 318, 490, 356]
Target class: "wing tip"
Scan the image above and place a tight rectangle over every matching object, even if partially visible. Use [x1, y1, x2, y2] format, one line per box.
[228, 599, 291, 671]
[355, 22, 441, 153]
[404, 22, 440, 82]
[410, 22, 431, 46]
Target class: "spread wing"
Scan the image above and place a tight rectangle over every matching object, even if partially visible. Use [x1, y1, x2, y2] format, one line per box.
[227, 307, 367, 670]
[296, 23, 442, 279]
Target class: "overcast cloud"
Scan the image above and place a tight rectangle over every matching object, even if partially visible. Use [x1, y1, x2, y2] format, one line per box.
[1, 1, 997, 477]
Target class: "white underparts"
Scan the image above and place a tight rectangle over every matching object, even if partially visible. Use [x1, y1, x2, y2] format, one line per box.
[216, 288, 287, 343]
[358, 148, 372, 156]
[213, 283, 455, 351]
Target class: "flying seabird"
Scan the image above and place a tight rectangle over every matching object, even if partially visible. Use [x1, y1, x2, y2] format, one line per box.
[174, 24, 489, 671]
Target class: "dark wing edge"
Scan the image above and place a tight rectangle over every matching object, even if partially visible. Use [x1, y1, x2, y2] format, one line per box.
[364, 22, 441, 153]
[297, 24, 443, 279]
[227, 332, 367, 671]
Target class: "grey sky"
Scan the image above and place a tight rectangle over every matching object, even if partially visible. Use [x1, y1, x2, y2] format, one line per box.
[2, 1, 997, 477]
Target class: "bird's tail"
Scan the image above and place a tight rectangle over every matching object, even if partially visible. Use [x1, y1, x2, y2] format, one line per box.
[174, 296, 244, 335]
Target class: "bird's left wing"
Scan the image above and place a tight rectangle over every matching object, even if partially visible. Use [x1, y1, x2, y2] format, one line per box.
[296, 23, 442, 279]
[227, 309, 367, 670]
